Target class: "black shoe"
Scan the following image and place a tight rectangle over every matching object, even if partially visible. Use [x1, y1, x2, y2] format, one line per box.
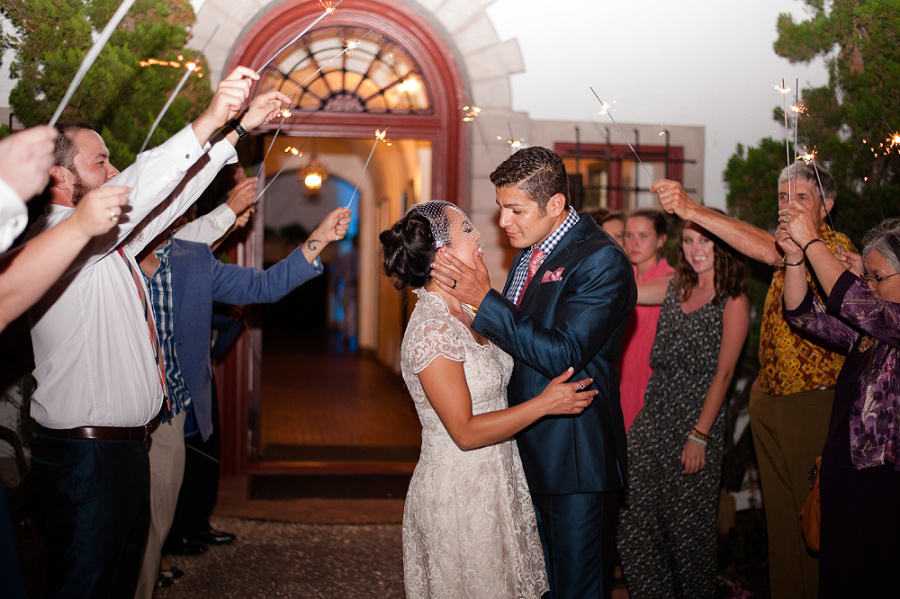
[163, 537, 208, 555]
[192, 530, 236, 545]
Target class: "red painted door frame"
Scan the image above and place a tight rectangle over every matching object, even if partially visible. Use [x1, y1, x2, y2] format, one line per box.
[219, 0, 468, 474]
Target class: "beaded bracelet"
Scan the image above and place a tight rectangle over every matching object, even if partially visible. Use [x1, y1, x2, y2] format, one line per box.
[686, 435, 708, 448]
[690, 426, 711, 442]
[802, 238, 826, 255]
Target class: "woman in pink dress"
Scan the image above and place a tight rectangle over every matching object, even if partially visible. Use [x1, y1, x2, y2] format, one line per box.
[620, 209, 674, 430]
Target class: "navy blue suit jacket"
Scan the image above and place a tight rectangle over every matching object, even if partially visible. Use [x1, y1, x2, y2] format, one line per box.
[169, 238, 321, 441]
[473, 215, 636, 495]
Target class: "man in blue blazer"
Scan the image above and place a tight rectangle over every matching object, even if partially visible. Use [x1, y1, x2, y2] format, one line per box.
[133, 206, 350, 597]
[431, 147, 635, 598]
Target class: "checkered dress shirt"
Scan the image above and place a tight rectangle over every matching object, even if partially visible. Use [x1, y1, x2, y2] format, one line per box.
[143, 241, 192, 420]
[506, 207, 579, 305]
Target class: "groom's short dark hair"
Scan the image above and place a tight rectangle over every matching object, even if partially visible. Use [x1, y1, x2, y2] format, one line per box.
[490, 146, 570, 214]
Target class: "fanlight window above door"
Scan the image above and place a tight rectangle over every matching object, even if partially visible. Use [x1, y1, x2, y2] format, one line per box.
[258, 26, 432, 114]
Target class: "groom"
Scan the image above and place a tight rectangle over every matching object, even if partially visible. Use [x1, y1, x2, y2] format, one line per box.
[432, 146, 635, 598]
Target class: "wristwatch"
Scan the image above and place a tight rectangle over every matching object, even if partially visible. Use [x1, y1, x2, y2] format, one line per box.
[226, 118, 248, 141]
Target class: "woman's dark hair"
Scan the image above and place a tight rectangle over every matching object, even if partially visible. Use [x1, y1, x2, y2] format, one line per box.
[626, 208, 668, 238]
[673, 211, 746, 302]
[379, 211, 438, 290]
[598, 211, 625, 227]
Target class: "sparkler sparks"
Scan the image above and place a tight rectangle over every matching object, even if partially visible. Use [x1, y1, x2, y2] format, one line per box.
[774, 83, 791, 94]
[589, 88, 654, 181]
[461, 105, 481, 122]
[255, 139, 310, 203]
[139, 25, 219, 153]
[257, 0, 345, 72]
[346, 128, 388, 209]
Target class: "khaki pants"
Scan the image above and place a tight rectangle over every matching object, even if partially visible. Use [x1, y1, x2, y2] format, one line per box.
[749, 389, 833, 599]
[134, 411, 186, 599]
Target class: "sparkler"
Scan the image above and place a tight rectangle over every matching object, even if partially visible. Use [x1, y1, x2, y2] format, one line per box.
[589, 87, 654, 181]
[139, 25, 219, 153]
[255, 95, 297, 179]
[257, 0, 345, 73]
[256, 29, 376, 177]
[775, 80, 792, 201]
[345, 129, 387, 209]
[49, 0, 138, 126]
[793, 79, 800, 204]
[281, 28, 376, 98]
[254, 140, 310, 203]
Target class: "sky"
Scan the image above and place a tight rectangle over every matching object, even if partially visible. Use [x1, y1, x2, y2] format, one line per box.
[485, 0, 829, 208]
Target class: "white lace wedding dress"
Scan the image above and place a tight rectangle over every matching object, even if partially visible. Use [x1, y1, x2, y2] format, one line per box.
[400, 289, 548, 599]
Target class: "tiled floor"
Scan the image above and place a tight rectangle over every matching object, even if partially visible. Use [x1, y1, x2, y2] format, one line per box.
[258, 331, 421, 460]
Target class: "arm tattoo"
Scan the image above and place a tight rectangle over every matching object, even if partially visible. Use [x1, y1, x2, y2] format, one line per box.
[306, 238, 322, 252]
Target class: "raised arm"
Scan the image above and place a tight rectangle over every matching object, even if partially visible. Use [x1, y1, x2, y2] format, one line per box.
[123, 89, 289, 256]
[636, 275, 673, 305]
[681, 294, 749, 475]
[418, 358, 594, 451]
[0, 185, 129, 330]
[778, 201, 846, 297]
[173, 203, 237, 246]
[653, 179, 781, 265]
[0, 126, 57, 250]
[209, 207, 351, 305]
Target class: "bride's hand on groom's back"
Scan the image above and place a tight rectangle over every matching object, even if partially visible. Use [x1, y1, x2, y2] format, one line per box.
[536, 367, 596, 416]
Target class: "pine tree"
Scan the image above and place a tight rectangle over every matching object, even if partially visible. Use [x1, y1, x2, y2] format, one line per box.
[1, 0, 212, 167]
[725, 0, 900, 246]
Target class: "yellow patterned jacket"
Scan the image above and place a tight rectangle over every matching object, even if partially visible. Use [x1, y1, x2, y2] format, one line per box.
[758, 225, 857, 396]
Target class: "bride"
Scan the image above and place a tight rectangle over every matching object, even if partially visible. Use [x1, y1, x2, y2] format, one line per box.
[380, 201, 595, 599]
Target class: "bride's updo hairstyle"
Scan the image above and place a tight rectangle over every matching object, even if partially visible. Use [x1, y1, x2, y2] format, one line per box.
[380, 208, 442, 290]
[381, 201, 480, 290]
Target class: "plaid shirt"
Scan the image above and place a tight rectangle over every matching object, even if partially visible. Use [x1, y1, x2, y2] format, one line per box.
[143, 241, 192, 420]
[506, 207, 579, 305]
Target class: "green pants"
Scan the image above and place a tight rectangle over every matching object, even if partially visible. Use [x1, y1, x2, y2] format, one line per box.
[749, 388, 834, 599]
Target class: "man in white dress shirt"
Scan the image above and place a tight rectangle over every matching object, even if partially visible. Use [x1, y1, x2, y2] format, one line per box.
[26, 66, 289, 599]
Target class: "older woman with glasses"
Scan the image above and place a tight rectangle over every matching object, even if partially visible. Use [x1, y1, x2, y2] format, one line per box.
[776, 207, 900, 599]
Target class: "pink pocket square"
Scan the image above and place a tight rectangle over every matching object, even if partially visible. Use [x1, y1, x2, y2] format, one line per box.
[541, 267, 565, 283]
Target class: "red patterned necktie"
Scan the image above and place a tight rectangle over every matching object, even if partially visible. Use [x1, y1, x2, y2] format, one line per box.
[517, 247, 546, 306]
[118, 247, 170, 412]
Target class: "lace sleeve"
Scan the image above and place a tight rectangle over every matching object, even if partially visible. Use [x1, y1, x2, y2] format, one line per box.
[410, 319, 466, 375]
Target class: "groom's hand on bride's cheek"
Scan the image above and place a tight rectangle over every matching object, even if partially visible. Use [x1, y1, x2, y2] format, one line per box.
[431, 249, 489, 308]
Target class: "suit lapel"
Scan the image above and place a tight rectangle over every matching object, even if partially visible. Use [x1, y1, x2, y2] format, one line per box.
[518, 217, 591, 308]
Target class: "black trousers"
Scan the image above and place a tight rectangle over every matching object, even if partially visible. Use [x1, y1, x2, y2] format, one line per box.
[0, 473, 27, 599]
[168, 378, 221, 542]
[31, 434, 150, 599]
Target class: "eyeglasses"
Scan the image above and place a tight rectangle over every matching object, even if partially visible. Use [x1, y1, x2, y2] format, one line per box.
[861, 272, 900, 284]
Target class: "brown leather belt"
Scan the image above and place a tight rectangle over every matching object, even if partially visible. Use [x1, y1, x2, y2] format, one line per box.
[40, 417, 159, 441]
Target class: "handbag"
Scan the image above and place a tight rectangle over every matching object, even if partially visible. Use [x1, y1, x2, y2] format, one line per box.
[799, 456, 822, 552]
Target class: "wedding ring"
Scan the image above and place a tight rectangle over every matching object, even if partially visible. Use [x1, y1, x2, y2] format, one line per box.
[452, 279, 457, 289]
[109, 210, 118, 222]
[579, 383, 585, 391]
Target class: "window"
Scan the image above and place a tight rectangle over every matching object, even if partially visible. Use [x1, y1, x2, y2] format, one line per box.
[258, 26, 432, 115]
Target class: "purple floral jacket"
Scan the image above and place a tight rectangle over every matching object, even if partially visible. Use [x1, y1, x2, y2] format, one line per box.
[784, 270, 899, 470]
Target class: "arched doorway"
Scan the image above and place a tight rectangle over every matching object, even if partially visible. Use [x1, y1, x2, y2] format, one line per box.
[218, 0, 468, 474]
